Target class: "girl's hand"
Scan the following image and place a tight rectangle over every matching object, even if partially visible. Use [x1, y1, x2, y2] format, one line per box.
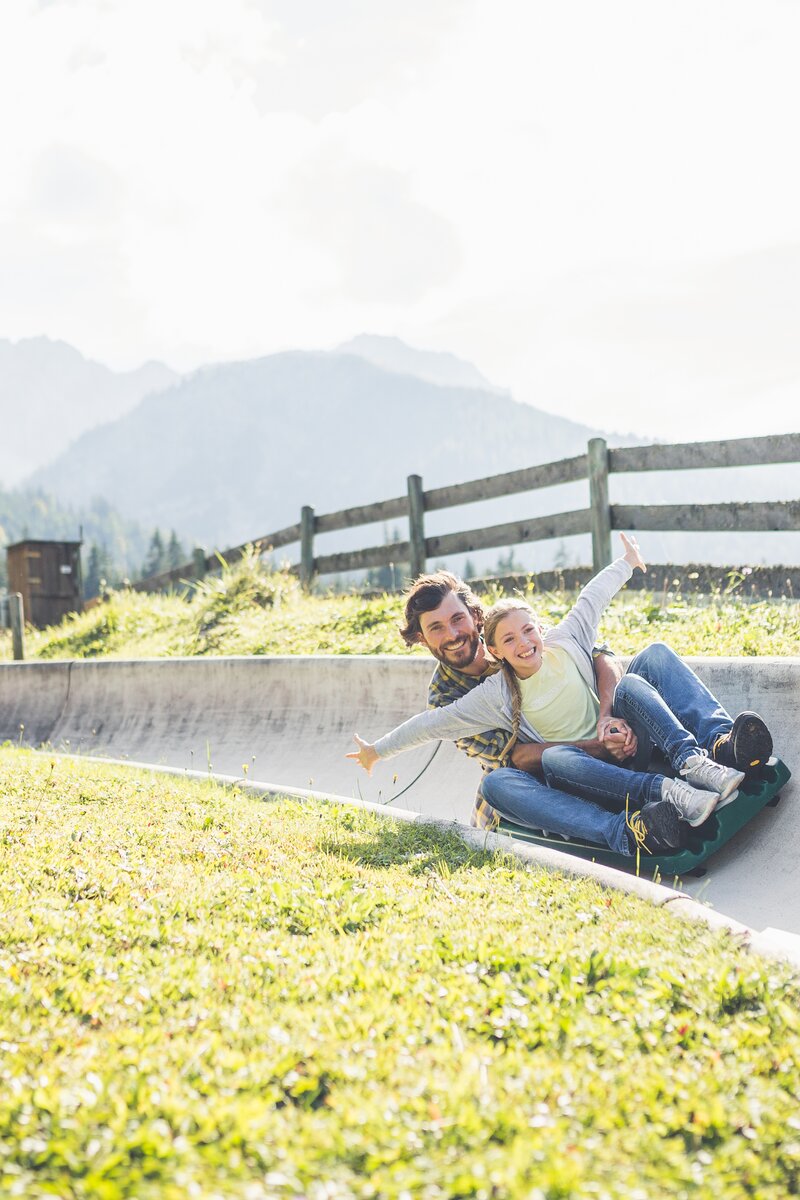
[620, 532, 646, 573]
[346, 734, 379, 775]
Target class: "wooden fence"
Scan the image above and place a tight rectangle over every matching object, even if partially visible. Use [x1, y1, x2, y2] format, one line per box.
[0, 593, 25, 659]
[134, 432, 800, 593]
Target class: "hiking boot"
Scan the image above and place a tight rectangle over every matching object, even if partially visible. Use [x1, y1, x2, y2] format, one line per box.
[625, 799, 683, 855]
[680, 753, 744, 803]
[712, 712, 773, 774]
[662, 775, 722, 827]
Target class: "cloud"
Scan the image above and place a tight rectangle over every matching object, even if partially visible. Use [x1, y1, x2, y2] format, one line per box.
[28, 143, 121, 229]
[580, 246, 800, 371]
[0, 0, 799, 438]
[280, 150, 461, 304]
[250, 0, 469, 119]
[0, 222, 144, 366]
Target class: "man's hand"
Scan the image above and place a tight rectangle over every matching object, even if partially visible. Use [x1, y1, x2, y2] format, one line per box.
[346, 734, 379, 775]
[596, 715, 637, 762]
[620, 532, 646, 573]
[510, 742, 546, 774]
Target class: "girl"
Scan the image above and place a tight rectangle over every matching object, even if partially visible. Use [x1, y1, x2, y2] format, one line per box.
[348, 534, 746, 857]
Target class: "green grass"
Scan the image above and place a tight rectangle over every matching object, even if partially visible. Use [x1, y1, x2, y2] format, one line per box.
[2, 549, 800, 660]
[1, 748, 799, 1198]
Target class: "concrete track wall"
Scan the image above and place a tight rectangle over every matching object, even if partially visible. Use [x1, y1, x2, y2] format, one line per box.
[1, 654, 797, 933]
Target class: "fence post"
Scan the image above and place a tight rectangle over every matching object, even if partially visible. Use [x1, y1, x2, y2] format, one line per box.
[407, 474, 426, 579]
[192, 547, 207, 581]
[588, 437, 611, 572]
[9, 593, 24, 661]
[300, 505, 316, 590]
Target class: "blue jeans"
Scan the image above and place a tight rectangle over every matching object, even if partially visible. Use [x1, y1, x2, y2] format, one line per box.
[613, 642, 734, 773]
[480, 766, 634, 856]
[541, 745, 665, 819]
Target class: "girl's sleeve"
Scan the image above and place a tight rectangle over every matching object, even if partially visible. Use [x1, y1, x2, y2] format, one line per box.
[374, 676, 509, 759]
[556, 557, 633, 650]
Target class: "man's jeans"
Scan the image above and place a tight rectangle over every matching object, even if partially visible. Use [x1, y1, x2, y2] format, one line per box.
[480, 767, 634, 855]
[613, 642, 734, 773]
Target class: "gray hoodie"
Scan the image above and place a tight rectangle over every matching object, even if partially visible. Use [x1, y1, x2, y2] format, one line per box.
[374, 556, 633, 759]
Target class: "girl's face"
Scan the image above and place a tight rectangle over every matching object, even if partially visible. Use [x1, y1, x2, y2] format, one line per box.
[488, 609, 544, 679]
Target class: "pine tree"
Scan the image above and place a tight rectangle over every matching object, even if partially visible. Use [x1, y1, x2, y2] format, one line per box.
[366, 525, 407, 590]
[553, 540, 570, 569]
[167, 530, 185, 571]
[143, 530, 166, 578]
[84, 541, 112, 599]
[496, 548, 520, 575]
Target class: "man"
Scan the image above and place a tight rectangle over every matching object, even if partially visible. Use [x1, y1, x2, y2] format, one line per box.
[396, 569, 772, 854]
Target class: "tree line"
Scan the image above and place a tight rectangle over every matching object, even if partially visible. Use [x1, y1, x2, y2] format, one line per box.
[0, 479, 189, 600]
[83, 529, 187, 598]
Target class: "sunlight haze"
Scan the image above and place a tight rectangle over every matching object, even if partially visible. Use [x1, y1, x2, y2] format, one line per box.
[1, 0, 798, 443]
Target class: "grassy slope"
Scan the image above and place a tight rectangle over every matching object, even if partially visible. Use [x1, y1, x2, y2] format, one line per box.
[2, 551, 799, 660]
[1, 749, 799, 1199]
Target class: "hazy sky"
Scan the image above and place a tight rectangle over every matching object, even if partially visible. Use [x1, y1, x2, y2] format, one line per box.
[2, 0, 799, 441]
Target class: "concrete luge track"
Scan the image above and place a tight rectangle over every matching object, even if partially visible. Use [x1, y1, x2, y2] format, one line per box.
[1, 654, 797, 935]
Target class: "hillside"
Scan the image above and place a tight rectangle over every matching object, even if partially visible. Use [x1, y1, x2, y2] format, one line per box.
[7, 552, 799, 662]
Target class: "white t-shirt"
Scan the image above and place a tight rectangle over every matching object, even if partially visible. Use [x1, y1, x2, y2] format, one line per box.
[518, 645, 599, 742]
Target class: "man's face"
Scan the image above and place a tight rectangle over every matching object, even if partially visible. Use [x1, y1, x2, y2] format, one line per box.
[418, 591, 482, 669]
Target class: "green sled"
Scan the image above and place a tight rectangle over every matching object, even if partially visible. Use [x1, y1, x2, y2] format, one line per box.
[496, 757, 792, 881]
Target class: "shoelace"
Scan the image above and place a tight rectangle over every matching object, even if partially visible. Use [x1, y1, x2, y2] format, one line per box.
[711, 734, 727, 759]
[713, 730, 762, 770]
[624, 794, 653, 875]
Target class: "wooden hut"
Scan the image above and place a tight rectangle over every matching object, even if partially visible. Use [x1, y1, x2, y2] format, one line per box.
[6, 539, 83, 628]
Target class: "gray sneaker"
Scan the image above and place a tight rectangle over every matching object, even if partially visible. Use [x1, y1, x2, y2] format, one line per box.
[661, 776, 721, 827]
[680, 752, 744, 802]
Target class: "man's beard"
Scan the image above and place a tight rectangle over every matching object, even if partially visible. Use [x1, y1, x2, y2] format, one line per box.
[428, 629, 482, 669]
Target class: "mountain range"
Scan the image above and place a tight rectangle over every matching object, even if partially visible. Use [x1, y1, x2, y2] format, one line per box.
[4, 334, 799, 575]
[338, 334, 505, 394]
[0, 336, 178, 487]
[25, 344, 604, 560]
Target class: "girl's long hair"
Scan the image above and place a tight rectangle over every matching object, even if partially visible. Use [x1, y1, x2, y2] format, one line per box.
[483, 599, 538, 765]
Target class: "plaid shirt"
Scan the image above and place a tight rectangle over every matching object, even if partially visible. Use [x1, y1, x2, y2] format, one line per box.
[427, 659, 508, 830]
[427, 645, 613, 831]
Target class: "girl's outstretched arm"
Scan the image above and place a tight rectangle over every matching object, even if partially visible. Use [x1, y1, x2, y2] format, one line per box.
[347, 734, 380, 775]
[556, 533, 646, 649]
[346, 673, 509, 771]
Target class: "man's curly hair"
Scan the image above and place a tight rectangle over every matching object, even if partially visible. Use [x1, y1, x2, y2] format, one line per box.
[399, 571, 484, 647]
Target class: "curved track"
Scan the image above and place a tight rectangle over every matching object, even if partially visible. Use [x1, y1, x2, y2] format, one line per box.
[0, 654, 797, 934]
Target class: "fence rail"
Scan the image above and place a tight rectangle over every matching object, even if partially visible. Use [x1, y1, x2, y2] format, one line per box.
[133, 431, 800, 593]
